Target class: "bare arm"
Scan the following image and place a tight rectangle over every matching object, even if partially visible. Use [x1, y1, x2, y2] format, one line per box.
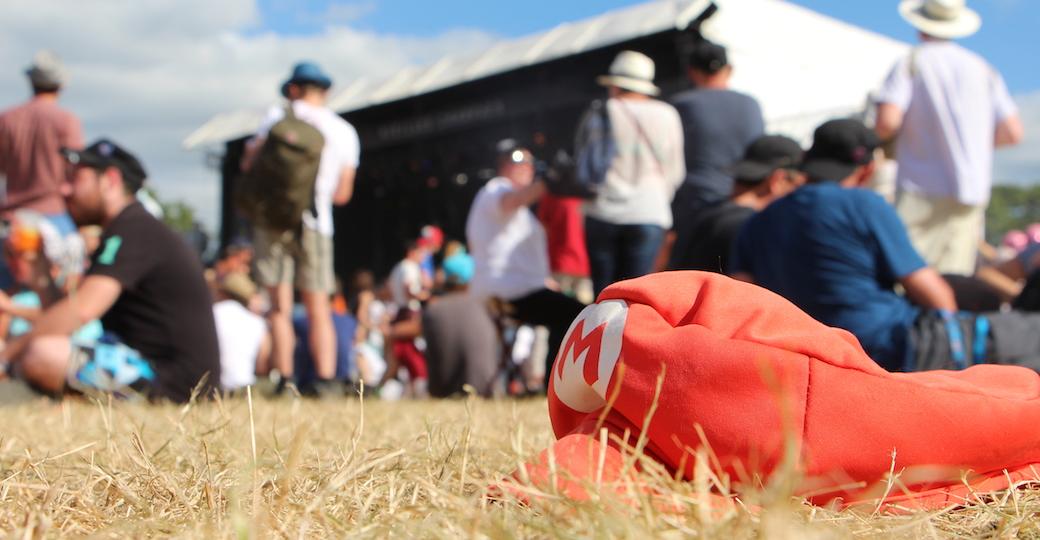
[500, 181, 547, 214]
[240, 136, 265, 172]
[32, 275, 121, 336]
[333, 166, 356, 206]
[975, 263, 1024, 302]
[900, 267, 957, 312]
[995, 114, 1024, 147]
[0, 291, 42, 323]
[875, 103, 904, 143]
[1, 275, 122, 364]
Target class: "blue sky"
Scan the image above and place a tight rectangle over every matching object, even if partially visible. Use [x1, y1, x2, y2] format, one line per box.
[4, 1, 1031, 233]
[258, 0, 1039, 94]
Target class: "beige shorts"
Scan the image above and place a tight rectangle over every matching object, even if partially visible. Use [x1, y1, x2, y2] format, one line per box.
[254, 227, 335, 293]
[895, 190, 985, 276]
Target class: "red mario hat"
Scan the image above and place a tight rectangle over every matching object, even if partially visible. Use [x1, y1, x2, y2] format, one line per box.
[504, 272, 1040, 509]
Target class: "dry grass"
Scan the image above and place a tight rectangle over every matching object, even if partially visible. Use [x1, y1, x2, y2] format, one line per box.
[0, 391, 1038, 539]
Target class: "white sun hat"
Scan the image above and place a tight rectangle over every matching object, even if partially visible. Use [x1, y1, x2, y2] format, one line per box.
[899, 0, 981, 40]
[595, 50, 660, 96]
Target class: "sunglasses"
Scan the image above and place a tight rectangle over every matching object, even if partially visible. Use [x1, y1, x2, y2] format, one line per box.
[508, 150, 533, 165]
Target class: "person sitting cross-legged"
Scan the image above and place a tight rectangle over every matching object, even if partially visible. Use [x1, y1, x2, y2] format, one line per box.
[0, 139, 220, 402]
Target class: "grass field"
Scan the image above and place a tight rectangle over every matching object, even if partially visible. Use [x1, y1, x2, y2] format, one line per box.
[0, 392, 1038, 538]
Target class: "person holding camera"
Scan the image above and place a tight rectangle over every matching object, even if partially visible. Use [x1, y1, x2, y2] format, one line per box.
[465, 140, 585, 390]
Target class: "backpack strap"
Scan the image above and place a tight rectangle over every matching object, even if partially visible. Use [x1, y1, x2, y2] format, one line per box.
[613, 98, 665, 179]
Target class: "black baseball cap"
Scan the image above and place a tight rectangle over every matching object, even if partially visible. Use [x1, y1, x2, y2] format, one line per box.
[730, 135, 803, 184]
[800, 119, 880, 182]
[689, 40, 728, 74]
[61, 138, 148, 191]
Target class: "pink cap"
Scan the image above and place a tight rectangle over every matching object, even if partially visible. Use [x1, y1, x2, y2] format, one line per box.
[1003, 230, 1029, 253]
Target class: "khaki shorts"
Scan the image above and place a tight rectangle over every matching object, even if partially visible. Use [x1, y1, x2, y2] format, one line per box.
[254, 227, 335, 293]
[895, 190, 985, 276]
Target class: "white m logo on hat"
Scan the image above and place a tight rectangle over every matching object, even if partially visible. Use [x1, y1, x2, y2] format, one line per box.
[552, 300, 628, 413]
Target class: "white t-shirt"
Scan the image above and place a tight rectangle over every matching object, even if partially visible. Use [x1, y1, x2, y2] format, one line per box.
[466, 176, 550, 301]
[213, 300, 267, 390]
[256, 101, 361, 236]
[876, 41, 1017, 206]
[584, 97, 686, 228]
[389, 258, 423, 310]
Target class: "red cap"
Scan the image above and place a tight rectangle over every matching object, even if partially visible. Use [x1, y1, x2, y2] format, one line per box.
[506, 271, 1040, 510]
[420, 225, 444, 249]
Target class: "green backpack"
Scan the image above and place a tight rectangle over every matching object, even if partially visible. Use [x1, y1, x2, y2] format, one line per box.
[237, 106, 324, 234]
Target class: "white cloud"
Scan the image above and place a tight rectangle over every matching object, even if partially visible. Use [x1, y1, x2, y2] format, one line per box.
[3, 1, 1034, 236]
[994, 90, 1040, 186]
[0, 0, 496, 233]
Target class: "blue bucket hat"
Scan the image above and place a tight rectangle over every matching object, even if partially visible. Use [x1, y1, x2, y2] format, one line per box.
[280, 61, 333, 98]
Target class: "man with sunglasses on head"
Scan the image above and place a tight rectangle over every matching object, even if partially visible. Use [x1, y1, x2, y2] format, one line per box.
[466, 140, 585, 389]
[0, 139, 219, 402]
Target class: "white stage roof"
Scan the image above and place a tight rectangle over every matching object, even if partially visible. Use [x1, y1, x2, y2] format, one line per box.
[183, 0, 908, 150]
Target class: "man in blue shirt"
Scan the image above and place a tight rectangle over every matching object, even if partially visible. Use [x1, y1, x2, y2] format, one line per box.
[732, 120, 959, 370]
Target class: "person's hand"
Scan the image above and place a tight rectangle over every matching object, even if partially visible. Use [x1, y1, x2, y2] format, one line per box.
[0, 290, 13, 314]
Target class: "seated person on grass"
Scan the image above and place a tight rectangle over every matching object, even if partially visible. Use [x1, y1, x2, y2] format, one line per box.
[0, 139, 220, 402]
[975, 238, 1040, 309]
[0, 209, 102, 346]
[669, 134, 804, 273]
[213, 272, 269, 392]
[731, 119, 1040, 372]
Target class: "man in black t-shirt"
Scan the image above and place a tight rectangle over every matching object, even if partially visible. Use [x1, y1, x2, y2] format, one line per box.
[669, 40, 764, 269]
[670, 135, 804, 274]
[0, 139, 219, 402]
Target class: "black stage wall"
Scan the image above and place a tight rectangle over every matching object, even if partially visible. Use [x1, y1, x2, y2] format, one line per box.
[220, 27, 702, 282]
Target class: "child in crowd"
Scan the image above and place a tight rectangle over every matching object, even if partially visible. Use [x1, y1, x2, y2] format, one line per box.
[347, 270, 387, 388]
[0, 210, 101, 348]
[383, 239, 432, 397]
[212, 272, 269, 392]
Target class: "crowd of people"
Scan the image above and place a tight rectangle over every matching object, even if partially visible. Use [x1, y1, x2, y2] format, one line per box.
[0, 0, 1038, 406]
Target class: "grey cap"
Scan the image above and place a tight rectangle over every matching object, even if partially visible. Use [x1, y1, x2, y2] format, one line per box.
[25, 50, 67, 89]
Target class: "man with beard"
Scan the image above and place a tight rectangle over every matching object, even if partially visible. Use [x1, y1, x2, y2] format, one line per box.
[0, 139, 219, 402]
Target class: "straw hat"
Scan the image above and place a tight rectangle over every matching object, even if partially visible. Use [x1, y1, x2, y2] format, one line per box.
[25, 50, 68, 89]
[220, 272, 257, 304]
[596, 50, 659, 96]
[899, 0, 981, 40]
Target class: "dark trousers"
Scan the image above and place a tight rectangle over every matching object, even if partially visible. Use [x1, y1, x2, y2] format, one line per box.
[509, 288, 586, 389]
[585, 216, 666, 297]
[909, 310, 1040, 372]
[669, 185, 721, 270]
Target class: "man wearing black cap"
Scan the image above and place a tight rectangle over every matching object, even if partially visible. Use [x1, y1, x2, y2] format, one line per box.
[242, 61, 360, 393]
[731, 119, 1040, 373]
[0, 139, 220, 402]
[670, 135, 803, 273]
[669, 40, 764, 269]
